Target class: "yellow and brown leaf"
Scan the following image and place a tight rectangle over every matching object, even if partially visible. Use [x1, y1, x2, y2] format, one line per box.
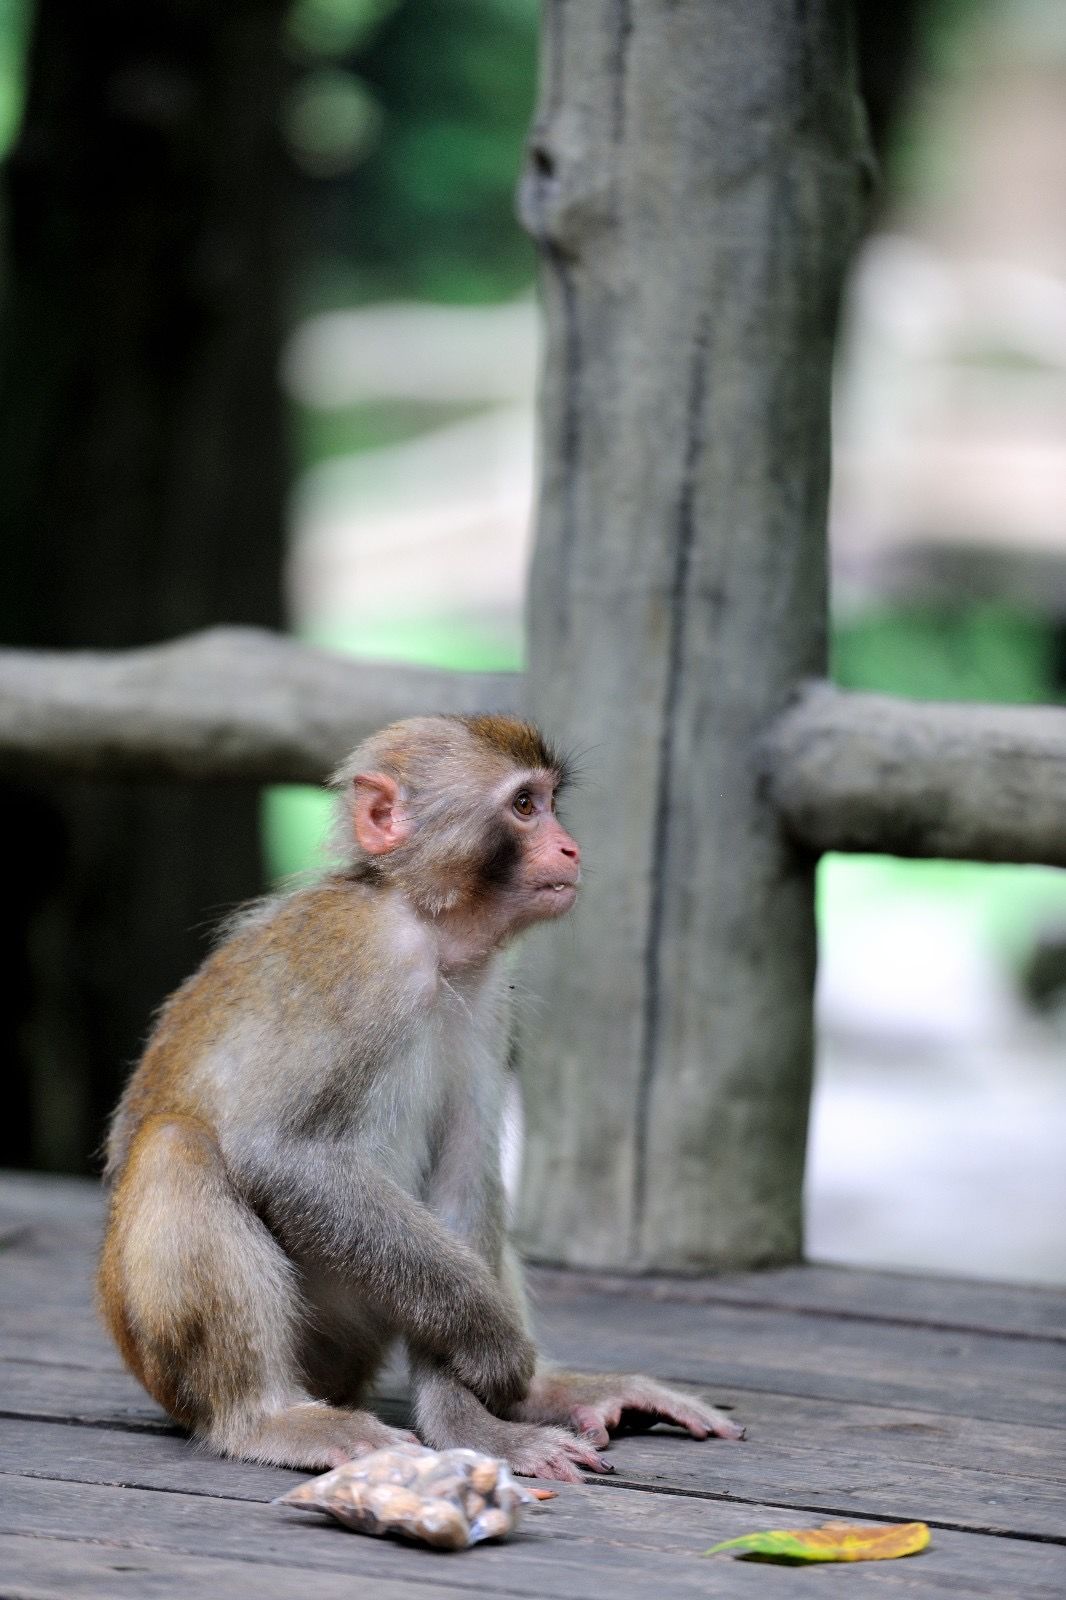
[703, 1520, 931, 1563]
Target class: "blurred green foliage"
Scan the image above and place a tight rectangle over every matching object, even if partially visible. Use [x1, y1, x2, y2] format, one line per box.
[289, 0, 400, 59]
[887, 0, 1066, 201]
[287, 0, 539, 308]
[833, 604, 1057, 705]
[284, 1, 541, 475]
[819, 850, 1066, 971]
[298, 396, 488, 468]
[0, 0, 28, 161]
[285, 66, 383, 179]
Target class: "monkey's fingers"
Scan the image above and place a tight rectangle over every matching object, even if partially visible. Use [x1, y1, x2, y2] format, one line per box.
[566, 1383, 745, 1443]
[569, 1403, 611, 1448]
[679, 1397, 745, 1440]
[620, 1392, 745, 1441]
[509, 1426, 615, 1483]
[321, 1422, 423, 1468]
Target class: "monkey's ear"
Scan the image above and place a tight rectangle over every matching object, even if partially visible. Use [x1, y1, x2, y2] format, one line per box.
[351, 772, 411, 855]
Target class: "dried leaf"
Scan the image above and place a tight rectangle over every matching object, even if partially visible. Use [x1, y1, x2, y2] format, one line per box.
[703, 1520, 931, 1563]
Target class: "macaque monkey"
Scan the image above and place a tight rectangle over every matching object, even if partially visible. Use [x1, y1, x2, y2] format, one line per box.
[99, 714, 742, 1479]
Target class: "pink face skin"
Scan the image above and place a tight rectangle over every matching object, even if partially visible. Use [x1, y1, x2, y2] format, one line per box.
[351, 767, 581, 961]
[507, 772, 581, 916]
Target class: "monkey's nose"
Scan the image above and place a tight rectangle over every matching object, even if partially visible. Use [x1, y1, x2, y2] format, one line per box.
[560, 841, 580, 863]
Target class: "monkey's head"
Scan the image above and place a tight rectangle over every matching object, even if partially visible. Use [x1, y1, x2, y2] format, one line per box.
[330, 715, 581, 943]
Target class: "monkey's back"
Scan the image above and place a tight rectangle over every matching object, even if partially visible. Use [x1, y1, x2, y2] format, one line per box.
[103, 877, 435, 1187]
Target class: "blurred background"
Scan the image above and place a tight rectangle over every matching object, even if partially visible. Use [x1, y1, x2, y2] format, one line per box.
[1, 0, 1063, 1285]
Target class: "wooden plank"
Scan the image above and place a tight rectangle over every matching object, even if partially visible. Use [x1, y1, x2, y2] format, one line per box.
[3, 1285, 1064, 1433]
[0, 1363, 174, 1432]
[530, 1264, 1066, 1342]
[3, 1387, 1062, 1541]
[12, 1376, 1056, 1497]
[11, 1363, 1065, 1498]
[0, 1172, 102, 1231]
[0, 1535, 468, 1600]
[0, 1361, 412, 1434]
[2, 1471, 1064, 1600]
[0, 1310, 121, 1372]
[0, 1419, 301, 1503]
[529, 1287, 1066, 1427]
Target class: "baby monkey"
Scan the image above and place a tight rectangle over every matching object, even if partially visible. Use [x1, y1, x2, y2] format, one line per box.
[99, 714, 742, 1479]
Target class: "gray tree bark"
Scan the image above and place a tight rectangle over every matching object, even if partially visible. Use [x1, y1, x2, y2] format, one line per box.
[767, 683, 1066, 867]
[516, 0, 869, 1271]
[0, 629, 519, 785]
[7, 637, 1066, 872]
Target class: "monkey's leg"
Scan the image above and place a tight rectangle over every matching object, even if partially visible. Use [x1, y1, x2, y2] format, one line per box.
[512, 1370, 745, 1445]
[409, 1356, 611, 1483]
[297, 1270, 399, 1412]
[100, 1116, 413, 1468]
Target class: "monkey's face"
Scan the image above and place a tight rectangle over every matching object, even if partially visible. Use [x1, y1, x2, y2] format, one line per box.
[483, 770, 581, 932]
[341, 715, 580, 949]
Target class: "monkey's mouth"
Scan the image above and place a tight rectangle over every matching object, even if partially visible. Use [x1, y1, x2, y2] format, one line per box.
[531, 881, 579, 906]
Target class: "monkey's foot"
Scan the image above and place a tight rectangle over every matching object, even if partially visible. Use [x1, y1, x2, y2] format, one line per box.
[210, 1402, 420, 1470]
[520, 1372, 745, 1448]
[493, 1421, 614, 1484]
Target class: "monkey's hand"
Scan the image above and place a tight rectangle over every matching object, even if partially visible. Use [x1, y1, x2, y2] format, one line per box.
[411, 1359, 612, 1484]
[444, 1307, 537, 1416]
[514, 1370, 745, 1446]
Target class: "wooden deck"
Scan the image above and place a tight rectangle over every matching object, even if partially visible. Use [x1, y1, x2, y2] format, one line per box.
[1, 1171, 1063, 1598]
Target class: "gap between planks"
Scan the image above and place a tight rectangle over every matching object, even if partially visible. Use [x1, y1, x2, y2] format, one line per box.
[0, 1409, 180, 1437]
[2, 1463, 1063, 1551]
[7, 1394, 1064, 1496]
[584, 1476, 1066, 1547]
[6, 1360, 1066, 1437]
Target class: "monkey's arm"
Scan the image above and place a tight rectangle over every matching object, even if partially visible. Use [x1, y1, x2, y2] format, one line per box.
[229, 1133, 536, 1413]
[406, 1163, 613, 1481]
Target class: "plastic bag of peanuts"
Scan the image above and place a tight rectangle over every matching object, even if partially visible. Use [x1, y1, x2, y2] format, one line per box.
[275, 1443, 545, 1550]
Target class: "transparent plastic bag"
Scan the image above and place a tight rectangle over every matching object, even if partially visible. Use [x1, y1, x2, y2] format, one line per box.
[275, 1443, 541, 1550]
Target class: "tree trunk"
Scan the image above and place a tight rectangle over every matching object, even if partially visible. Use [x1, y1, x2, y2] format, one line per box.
[517, 0, 868, 1271]
[0, 0, 289, 1170]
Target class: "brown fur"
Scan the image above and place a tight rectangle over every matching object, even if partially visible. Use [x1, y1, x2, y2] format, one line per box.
[98, 715, 733, 1478]
[100, 1116, 269, 1427]
[460, 714, 564, 777]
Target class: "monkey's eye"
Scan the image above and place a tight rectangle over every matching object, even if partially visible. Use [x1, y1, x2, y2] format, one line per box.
[512, 790, 535, 819]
